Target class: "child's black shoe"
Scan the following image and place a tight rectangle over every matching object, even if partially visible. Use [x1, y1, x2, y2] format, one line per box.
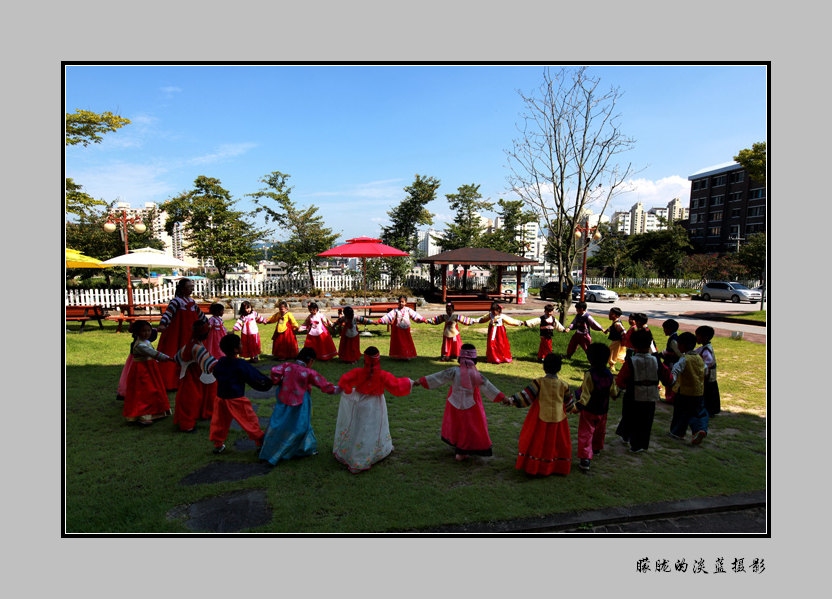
[213, 443, 226, 454]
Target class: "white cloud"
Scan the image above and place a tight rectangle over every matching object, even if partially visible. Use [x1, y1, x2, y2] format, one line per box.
[69, 160, 177, 205]
[303, 178, 405, 201]
[188, 142, 258, 165]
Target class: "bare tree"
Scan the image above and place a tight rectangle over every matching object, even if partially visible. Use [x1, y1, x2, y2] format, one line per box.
[506, 66, 637, 316]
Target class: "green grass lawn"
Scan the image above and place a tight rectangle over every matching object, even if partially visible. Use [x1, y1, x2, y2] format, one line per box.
[727, 310, 767, 323]
[65, 315, 767, 533]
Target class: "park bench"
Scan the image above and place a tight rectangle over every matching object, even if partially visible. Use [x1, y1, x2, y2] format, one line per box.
[65, 305, 106, 333]
[486, 293, 515, 303]
[105, 302, 213, 332]
[449, 300, 494, 312]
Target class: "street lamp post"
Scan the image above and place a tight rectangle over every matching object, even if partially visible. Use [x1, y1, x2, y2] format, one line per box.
[103, 209, 147, 316]
[574, 220, 602, 302]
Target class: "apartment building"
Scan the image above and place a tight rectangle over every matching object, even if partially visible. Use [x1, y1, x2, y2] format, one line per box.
[687, 162, 766, 253]
[110, 201, 202, 267]
[611, 198, 689, 235]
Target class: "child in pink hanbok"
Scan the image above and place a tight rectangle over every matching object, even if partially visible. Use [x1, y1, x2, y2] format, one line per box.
[205, 302, 227, 359]
[302, 302, 338, 361]
[233, 301, 268, 362]
[425, 302, 474, 361]
[417, 344, 506, 461]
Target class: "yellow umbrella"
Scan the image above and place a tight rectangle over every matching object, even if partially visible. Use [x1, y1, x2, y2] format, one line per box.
[66, 248, 107, 269]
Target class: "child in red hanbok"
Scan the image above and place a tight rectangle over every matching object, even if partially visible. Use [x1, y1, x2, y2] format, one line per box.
[417, 344, 506, 461]
[333, 306, 362, 363]
[523, 303, 567, 361]
[267, 300, 299, 360]
[116, 326, 157, 401]
[123, 320, 174, 426]
[502, 353, 575, 476]
[572, 343, 618, 473]
[333, 346, 414, 472]
[233, 300, 268, 362]
[302, 302, 338, 361]
[365, 296, 425, 360]
[156, 278, 208, 391]
[565, 301, 605, 359]
[205, 302, 227, 359]
[475, 302, 522, 364]
[424, 302, 474, 361]
[173, 321, 219, 433]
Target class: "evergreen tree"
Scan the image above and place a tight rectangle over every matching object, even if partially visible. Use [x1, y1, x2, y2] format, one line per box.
[435, 183, 492, 251]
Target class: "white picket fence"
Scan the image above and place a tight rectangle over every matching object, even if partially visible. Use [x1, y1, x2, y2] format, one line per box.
[66, 273, 763, 308]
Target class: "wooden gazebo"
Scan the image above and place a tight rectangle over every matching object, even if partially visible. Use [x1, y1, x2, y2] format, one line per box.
[417, 248, 539, 303]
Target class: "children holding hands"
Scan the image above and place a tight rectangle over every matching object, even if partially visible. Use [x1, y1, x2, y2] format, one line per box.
[267, 300, 300, 360]
[668, 332, 710, 445]
[123, 320, 174, 425]
[424, 301, 474, 361]
[565, 301, 605, 359]
[572, 343, 618, 472]
[302, 302, 338, 361]
[476, 302, 523, 364]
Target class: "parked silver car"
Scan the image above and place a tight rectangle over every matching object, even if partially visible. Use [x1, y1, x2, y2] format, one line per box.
[572, 284, 619, 303]
[700, 281, 762, 303]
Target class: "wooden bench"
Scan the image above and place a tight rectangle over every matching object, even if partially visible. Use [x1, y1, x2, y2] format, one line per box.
[65, 305, 106, 333]
[365, 301, 417, 317]
[486, 293, 515, 303]
[106, 302, 215, 332]
[449, 300, 494, 312]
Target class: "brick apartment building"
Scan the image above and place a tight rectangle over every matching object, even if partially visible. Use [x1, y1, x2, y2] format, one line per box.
[687, 162, 766, 253]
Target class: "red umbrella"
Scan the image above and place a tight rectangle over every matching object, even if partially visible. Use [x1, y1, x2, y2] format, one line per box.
[318, 237, 410, 331]
[317, 237, 409, 258]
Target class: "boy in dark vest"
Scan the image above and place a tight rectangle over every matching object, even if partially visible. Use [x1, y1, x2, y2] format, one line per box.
[565, 301, 604, 359]
[668, 332, 709, 445]
[614, 329, 672, 453]
[573, 343, 619, 472]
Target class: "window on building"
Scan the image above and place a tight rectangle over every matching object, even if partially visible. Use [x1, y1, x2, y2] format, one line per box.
[731, 208, 741, 218]
[711, 211, 723, 221]
[711, 195, 725, 206]
[746, 223, 765, 234]
[729, 171, 745, 184]
[712, 175, 727, 186]
[709, 226, 721, 236]
[750, 188, 765, 199]
[730, 225, 741, 238]
[728, 191, 743, 202]
[747, 206, 765, 218]
[692, 179, 708, 191]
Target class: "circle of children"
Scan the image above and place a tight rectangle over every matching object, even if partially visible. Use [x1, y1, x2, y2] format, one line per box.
[118, 278, 720, 476]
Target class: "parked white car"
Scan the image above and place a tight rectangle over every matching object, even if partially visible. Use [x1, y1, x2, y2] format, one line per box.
[700, 281, 762, 303]
[572, 284, 619, 303]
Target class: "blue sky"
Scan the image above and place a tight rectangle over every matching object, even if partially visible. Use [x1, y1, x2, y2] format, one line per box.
[65, 64, 767, 243]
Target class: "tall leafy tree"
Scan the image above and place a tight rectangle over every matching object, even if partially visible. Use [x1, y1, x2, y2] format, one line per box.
[737, 232, 766, 280]
[65, 177, 107, 218]
[506, 66, 636, 302]
[734, 142, 766, 184]
[380, 174, 438, 286]
[588, 224, 632, 284]
[65, 109, 131, 221]
[161, 176, 265, 280]
[65, 109, 131, 147]
[479, 198, 538, 255]
[627, 225, 693, 282]
[248, 171, 339, 284]
[435, 183, 493, 251]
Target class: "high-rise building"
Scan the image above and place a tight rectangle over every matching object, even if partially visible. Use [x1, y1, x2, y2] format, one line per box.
[687, 161, 766, 253]
[110, 201, 201, 267]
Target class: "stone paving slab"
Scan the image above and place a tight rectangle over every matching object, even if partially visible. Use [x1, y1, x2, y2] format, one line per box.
[179, 460, 272, 486]
[166, 488, 272, 533]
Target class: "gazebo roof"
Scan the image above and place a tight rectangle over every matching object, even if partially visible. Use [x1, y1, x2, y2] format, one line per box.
[418, 247, 538, 266]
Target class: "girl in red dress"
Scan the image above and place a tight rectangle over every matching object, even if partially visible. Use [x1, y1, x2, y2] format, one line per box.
[417, 344, 507, 461]
[334, 306, 361, 363]
[233, 300, 268, 362]
[302, 302, 338, 361]
[173, 321, 219, 432]
[502, 353, 575, 476]
[204, 302, 227, 359]
[123, 320, 174, 426]
[156, 278, 208, 391]
[267, 300, 300, 360]
[476, 302, 522, 364]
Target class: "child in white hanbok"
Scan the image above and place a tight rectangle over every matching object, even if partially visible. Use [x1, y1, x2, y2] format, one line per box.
[333, 347, 413, 473]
